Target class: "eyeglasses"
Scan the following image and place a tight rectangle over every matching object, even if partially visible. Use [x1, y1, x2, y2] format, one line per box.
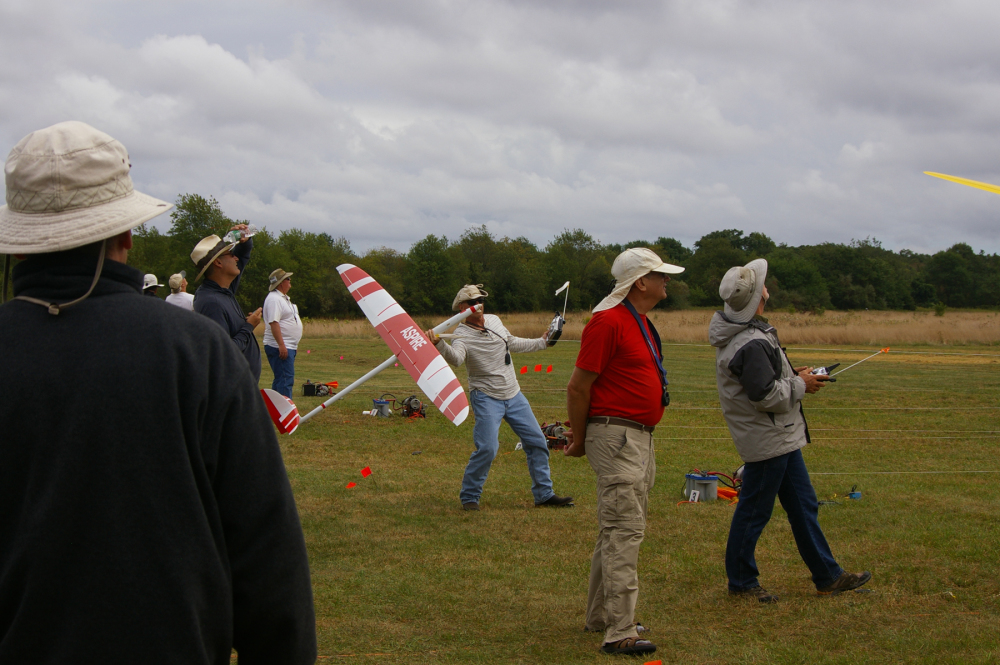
[467, 298, 485, 305]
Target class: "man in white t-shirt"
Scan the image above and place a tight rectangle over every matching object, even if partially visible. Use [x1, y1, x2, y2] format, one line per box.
[263, 268, 303, 398]
[165, 272, 195, 310]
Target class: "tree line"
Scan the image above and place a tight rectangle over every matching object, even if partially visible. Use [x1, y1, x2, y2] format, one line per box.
[126, 194, 1000, 318]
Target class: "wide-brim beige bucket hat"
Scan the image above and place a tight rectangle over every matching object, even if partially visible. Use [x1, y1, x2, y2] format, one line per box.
[719, 258, 768, 323]
[0, 121, 172, 254]
[593, 247, 684, 313]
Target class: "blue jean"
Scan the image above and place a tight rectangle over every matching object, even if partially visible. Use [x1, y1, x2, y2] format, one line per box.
[265, 346, 296, 398]
[460, 390, 554, 505]
[726, 448, 843, 591]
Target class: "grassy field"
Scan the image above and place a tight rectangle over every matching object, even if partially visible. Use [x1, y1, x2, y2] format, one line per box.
[258, 316, 1000, 664]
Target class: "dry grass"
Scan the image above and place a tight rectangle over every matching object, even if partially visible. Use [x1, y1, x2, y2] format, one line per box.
[303, 310, 1000, 346]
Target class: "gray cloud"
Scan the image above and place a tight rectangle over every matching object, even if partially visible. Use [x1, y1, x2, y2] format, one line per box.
[2, 0, 1000, 255]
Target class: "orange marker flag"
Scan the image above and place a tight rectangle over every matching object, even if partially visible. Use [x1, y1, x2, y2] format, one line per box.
[643, 661, 663, 665]
[546, 365, 552, 373]
[361, 466, 372, 478]
[882, 347, 890, 353]
[346, 482, 357, 489]
[534, 364, 542, 372]
[520, 366, 527, 374]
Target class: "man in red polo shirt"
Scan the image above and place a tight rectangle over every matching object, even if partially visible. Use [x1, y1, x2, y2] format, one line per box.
[565, 247, 683, 657]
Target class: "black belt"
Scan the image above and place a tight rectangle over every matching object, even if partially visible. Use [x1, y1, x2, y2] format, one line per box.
[587, 416, 655, 434]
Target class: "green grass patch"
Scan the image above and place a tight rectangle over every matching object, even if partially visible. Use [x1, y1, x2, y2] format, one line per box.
[262, 339, 1000, 663]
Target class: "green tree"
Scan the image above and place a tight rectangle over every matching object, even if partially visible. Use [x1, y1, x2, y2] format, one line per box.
[168, 194, 233, 251]
[404, 235, 465, 314]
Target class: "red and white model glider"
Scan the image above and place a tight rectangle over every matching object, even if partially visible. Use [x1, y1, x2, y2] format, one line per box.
[261, 264, 475, 434]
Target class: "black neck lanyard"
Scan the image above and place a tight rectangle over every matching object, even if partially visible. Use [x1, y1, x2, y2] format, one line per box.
[621, 299, 668, 388]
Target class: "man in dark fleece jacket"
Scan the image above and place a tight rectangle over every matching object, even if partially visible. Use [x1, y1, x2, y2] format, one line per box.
[192, 229, 263, 382]
[0, 121, 316, 665]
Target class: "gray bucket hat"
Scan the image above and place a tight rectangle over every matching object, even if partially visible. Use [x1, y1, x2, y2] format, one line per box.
[719, 258, 768, 323]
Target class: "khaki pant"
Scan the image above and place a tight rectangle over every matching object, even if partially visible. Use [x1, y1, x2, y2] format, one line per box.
[584, 422, 656, 644]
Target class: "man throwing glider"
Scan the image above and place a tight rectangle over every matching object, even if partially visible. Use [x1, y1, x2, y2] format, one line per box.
[709, 258, 871, 602]
[427, 285, 572, 511]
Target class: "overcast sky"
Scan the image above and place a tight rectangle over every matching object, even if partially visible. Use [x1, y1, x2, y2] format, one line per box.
[3, 0, 1000, 255]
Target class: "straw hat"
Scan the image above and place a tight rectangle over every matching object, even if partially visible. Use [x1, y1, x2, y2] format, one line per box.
[0, 121, 172, 254]
[191, 235, 237, 281]
[592, 248, 684, 313]
[719, 258, 768, 323]
[452, 284, 488, 311]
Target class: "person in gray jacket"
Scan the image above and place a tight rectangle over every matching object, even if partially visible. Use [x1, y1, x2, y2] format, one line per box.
[709, 258, 871, 603]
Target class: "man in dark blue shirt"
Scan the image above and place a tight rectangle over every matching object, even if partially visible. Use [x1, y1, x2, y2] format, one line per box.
[191, 228, 263, 382]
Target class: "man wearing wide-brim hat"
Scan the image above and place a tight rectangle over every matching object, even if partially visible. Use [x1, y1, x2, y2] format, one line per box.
[564, 247, 682, 657]
[709, 258, 871, 603]
[191, 226, 263, 382]
[262, 268, 302, 398]
[0, 121, 316, 663]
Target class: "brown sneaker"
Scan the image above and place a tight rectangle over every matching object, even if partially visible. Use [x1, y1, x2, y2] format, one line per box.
[817, 571, 871, 595]
[462, 502, 480, 511]
[729, 585, 779, 603]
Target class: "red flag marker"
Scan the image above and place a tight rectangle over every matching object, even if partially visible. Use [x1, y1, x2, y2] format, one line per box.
[361, 466, 372, 478]
[534, 364, 542, 372]
[339, 355, 343, 360]
[643, 661, 663, 665]
[346, 482, 357, 489]
[546, 365, 552, 373]
[520, 366, 527, 374]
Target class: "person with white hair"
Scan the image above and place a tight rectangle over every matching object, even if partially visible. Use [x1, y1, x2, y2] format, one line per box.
[709, 258, 871, 603]
[0, 121, 316, 664]
[165, 271, 194, 310]
[564, 247, 683, 657]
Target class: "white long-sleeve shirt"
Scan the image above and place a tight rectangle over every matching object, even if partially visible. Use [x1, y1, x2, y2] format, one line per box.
[436, 314, 547, 400]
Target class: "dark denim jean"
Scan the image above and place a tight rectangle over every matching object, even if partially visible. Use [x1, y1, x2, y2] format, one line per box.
[265, 346, 296, 398]
[726, 448, 843, 591]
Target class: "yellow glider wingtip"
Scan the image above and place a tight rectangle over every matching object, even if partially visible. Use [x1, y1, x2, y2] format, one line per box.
[925, 171, 1000, 196]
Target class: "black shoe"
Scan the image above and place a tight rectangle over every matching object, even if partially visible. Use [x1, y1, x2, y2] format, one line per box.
[601, 637, 656, 656]
[817, 571, 871, 595]
[729, 585, 779, 603]
[535, 495, 574, 507]
[462, 502, 479, 511]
